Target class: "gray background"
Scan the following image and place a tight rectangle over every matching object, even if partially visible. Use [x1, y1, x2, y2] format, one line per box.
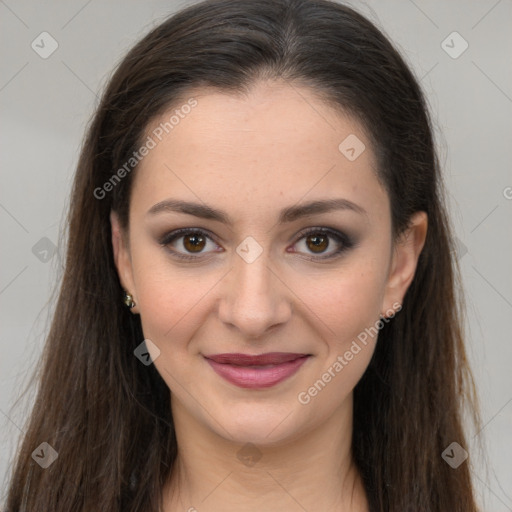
[1, 0, 511, 509]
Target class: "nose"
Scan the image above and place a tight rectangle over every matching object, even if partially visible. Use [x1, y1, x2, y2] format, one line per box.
[218, 247, 292, 339]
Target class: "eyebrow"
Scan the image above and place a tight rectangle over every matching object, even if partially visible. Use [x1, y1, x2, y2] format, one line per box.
[147, 197, 368, 224]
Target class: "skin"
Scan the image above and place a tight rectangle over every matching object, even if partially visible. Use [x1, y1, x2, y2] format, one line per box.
[111, 79, 427, 511]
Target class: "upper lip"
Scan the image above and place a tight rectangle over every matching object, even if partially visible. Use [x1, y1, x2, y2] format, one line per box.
[204, 352, 310, 366]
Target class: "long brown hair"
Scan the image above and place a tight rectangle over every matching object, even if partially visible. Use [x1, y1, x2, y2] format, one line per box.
[3, 0, 481, 510]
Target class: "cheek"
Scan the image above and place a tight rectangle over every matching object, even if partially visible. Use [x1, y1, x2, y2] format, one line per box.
[310, 259, 387, 342]
[130, 245, 210, 351]
[133, 265, 215, 389]
[295, 266, 385, 408]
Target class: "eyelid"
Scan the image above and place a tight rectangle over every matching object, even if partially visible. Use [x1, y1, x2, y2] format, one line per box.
[291, 226, 354, 258]
[159, 226, 355, 261]
[158, 228, 221, 261]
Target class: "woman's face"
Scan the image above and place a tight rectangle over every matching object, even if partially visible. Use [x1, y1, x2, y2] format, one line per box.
[112, 80, 426, 445]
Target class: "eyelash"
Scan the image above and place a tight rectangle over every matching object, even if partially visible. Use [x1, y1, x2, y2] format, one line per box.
[159, 227, 355, 262]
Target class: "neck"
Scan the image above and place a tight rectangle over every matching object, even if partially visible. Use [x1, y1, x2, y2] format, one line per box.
[162, 393, 369, 512]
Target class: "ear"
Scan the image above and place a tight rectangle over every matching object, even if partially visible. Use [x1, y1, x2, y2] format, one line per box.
[110, 210, 138, 312]
[381, 211, 428, 317]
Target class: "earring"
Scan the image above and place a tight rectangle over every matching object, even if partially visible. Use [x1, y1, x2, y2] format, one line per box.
[123, 292, 136, 309]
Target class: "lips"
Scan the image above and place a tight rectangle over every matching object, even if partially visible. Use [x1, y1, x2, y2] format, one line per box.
[204, 352, 311, 388]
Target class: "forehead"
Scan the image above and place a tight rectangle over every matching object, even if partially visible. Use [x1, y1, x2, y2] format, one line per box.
[131, 80, 388, 223]
[144, 80, 369, 159]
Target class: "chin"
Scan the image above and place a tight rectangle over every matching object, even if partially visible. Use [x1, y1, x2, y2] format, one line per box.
[212, 401, 309, 447]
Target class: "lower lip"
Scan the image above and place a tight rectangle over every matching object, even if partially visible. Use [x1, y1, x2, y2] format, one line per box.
[205, 356, 310, 389]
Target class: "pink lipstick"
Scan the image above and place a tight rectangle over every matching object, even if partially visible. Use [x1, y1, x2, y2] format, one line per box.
[204, 352, 310, 388]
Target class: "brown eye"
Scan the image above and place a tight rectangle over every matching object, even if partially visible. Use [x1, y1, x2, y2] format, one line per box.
[183, 233, 206, 253]
[160, 229, 220, 260]
[305, 233, 329, 253]
[293, 228, 355, 260]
